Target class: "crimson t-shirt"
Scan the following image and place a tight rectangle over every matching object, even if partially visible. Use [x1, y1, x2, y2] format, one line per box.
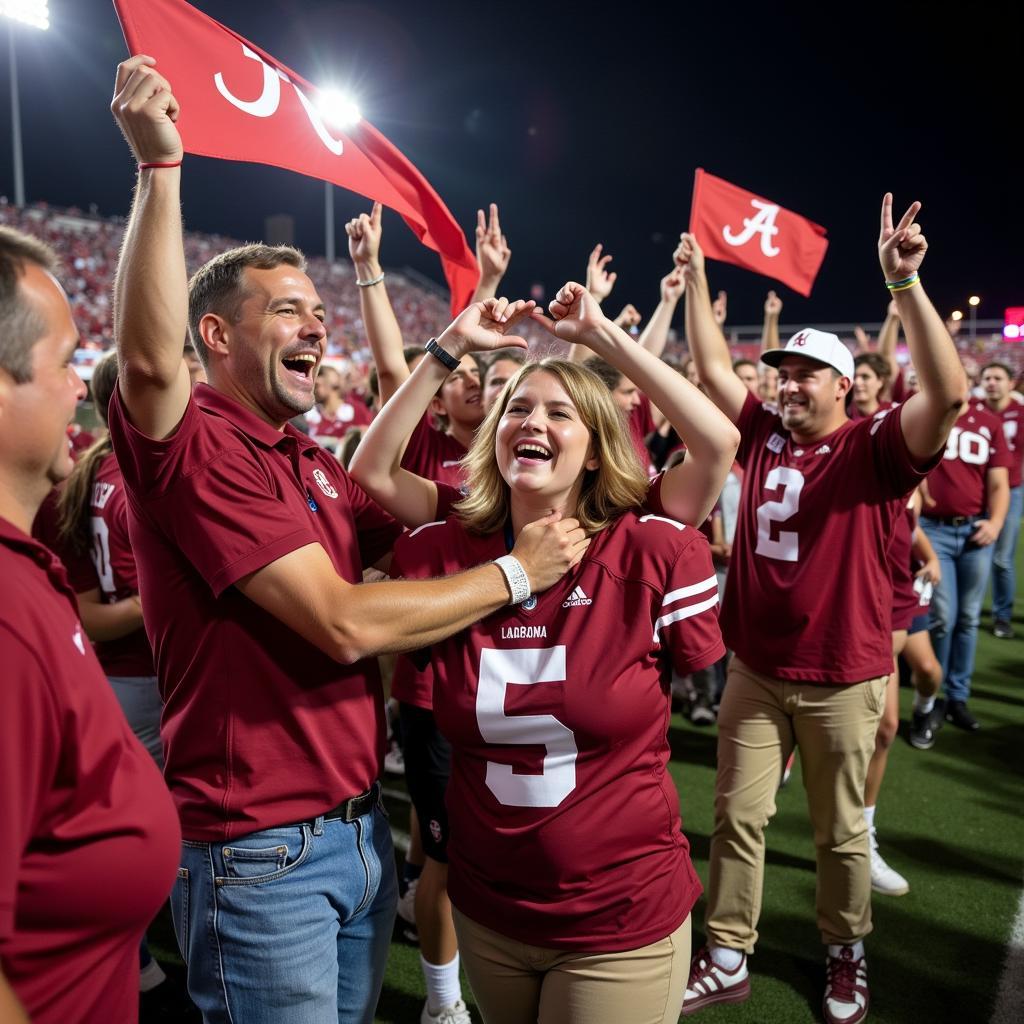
[390, 510, 724, 951]
[108, 384, 402, 840]
[925, 406, 1012, 518]
[401, 414, 467, 488]
[0, 519, 179, 1024]
[972, 399, 1022, 489]
[662, 392, 937, 683]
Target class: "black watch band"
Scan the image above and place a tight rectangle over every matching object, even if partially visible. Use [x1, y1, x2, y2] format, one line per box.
[425, 337, 460, 372]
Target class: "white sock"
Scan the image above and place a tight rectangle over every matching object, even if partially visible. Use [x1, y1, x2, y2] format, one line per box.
[829, 941, 865, 961]
[914, 693, 936, 714]
[709, 945, 744, 971]
[422, 952, 462, 1015]
[863, 805, 876, 831]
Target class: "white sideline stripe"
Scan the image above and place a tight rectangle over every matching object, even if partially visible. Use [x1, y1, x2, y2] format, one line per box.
[653, 593, 720, 640]
[663, 576, 718, 605]
[991, 883, 1024, 1024]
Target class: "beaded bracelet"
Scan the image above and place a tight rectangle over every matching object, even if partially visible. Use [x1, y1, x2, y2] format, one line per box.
[493, 555, 532, 605]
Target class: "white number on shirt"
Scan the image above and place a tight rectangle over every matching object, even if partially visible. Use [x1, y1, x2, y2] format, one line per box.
[1002, 419, 1017, 449]
[90, 516, 116, 597]
[755, 466, 805, 562]
[476, 646, 577, 808]
[943, 427, 990, 466]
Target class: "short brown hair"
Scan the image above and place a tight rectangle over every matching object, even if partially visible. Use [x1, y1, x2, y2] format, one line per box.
[980, 361, 1013, 379]
[187, 243, 306, 367]
[853, 352, 891, 384]
[0, 225, 59, 383]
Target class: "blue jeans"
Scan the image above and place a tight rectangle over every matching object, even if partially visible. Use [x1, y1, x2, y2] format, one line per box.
[171, 804, 397, 1024]
[922, 517, 997, 703]
[991, 484, 1023, 621]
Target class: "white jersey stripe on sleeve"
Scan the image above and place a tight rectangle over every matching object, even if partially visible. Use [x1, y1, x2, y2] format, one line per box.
[662, 575, 719, 607]
[652, 593, 720, 642]
[407, 520, 446, 538]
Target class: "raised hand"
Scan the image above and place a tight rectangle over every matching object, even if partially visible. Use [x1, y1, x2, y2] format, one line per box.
[661, 267, 685, 304]
[673, 232, 706, 286]
[712, 290, 728, 327]
[531, 281, 607, 347]
[111, 55, 183, 164]
[586, 244, 617, 303]
[437, 297, 534, 358]
[853, 325, 872, 352]
[879, 193, 927, 281]
[346, 201, 383, 270]
[614, 303, 642, 329]
[764, 290, 782, 317]
[476, 203, 512, 281]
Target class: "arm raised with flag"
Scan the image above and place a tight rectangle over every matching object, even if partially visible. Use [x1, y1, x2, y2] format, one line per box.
[111, 55, 192, 440]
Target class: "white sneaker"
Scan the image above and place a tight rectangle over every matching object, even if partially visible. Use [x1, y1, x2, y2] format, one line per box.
[384, 740, 405, 775]
[139, 958, 166, 992]
[421, 998, 471, 1024]
[869, 829, 909, 896]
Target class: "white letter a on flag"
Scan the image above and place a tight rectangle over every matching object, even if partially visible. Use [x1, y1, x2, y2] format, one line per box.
[722, 200, 782, 257]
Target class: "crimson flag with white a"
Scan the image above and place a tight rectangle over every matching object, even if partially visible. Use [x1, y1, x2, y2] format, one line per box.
[688, 169, 828, 297]
[113, 0, 479, 314]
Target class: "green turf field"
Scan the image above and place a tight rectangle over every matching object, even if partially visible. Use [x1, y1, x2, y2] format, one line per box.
[142, 547, 1024, 1024]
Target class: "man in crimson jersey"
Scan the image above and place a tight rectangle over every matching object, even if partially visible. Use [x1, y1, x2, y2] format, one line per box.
[109, 57, 585, 1024]
[976, 362, 1022, 638]
[920, 401, 1010, 729]
[0, 227, 181, 1024]
[675, 196, 965, 1024]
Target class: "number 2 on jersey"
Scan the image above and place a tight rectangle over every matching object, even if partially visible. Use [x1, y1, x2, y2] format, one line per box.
[477, 646, 577, 808]
[755, 466, 805, 562]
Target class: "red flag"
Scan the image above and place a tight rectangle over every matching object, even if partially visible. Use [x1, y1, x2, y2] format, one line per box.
[113, 0, 479, 314]
[688, 169, 828, 298]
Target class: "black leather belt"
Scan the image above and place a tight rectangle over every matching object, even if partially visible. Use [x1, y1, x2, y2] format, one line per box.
[924, 514, 980, 527]
[309, 781, 380, 825]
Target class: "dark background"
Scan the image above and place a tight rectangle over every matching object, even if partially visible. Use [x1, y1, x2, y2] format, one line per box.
[2, 0, 1020, 324]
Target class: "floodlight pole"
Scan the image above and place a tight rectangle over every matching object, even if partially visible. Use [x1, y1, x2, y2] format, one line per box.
[325, 181, 335, 263]
[8, 21, 25, 208]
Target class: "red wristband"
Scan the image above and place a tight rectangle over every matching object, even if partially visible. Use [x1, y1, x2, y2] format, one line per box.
[138, 160, 182, 170]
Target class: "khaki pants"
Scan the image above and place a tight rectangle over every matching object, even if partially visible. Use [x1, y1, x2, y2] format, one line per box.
[706, 658, 887, 950]
[452, 907, 691, 1024]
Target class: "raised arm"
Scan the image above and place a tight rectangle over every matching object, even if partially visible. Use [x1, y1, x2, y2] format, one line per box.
[636, 266, 684, 358]
[676, 233, 749, 423]
[760, 290, 782, 351]
[348, 298, 531, 527]
[346, 202, 411, 406]
[877, 299, 902, 385]
[566, 243, 619, 363]
[533, 283, 740, 526]
[469, 203, 512, 304]
[110, 56, 192, 440]
[879, 194, 968, 460]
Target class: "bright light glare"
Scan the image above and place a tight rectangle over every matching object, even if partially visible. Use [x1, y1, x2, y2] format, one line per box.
[0, 1, 50, 30]
[317, 89, 361, 129]
[1004, 325, 1020, 340]
[951, 310, 963, 321]
[968, 295, 981, 307]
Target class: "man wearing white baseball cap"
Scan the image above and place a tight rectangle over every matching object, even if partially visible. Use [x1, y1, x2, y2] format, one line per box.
[668, 196, 965, 1024]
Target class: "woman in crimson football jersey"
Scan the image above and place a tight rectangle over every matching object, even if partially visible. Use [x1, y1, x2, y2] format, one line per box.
[351, 285, 738, 1024]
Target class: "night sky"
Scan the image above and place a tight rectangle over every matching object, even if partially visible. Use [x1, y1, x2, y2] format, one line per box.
[1, 0, 1020, 327]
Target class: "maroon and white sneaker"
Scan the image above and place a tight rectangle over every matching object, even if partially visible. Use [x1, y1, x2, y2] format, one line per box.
[682, 946, 750, 1015]
[823, 946, 869, 1024]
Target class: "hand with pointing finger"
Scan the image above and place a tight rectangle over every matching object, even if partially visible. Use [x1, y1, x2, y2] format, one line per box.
[879, 193, 927, 281]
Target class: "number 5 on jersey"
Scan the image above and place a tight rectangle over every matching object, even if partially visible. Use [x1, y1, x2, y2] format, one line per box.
[477, 646, 577, 808]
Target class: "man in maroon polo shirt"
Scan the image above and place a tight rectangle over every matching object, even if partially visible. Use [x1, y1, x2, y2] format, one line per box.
[109, 57, 586, 1024]
[0, 227, 181, 1023]
[674, 196, 965, 1024]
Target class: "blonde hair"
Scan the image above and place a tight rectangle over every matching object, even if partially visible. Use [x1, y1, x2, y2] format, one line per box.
[455, 359, 649, 535]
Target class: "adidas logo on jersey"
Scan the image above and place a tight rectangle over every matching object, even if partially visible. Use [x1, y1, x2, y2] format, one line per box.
[815, 444, 831, 455]
[562, 585, 592, 608]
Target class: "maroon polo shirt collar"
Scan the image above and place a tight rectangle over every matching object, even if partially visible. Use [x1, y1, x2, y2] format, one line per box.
[194, 384, 320, 455]
[0, 514, 75, 598]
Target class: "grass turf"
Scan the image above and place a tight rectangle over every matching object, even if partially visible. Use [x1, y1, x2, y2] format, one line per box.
[143, 548, 1024, 1024]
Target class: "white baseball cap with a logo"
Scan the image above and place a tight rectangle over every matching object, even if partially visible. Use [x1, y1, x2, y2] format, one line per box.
[761, 329, 854, 380]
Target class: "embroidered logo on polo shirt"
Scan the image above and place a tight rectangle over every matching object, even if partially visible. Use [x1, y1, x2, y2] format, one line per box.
[312, 468, 339, 499]
[72, 626, 86, 655]
[767, 433, 786, 453]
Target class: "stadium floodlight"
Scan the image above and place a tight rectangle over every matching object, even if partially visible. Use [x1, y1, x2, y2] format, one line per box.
[950, 310, 963, 321]
[968, 295, 981, 307]
[1, 1, 50, 31]
[3, 2, 49, 207]
[316, 88, 361, 263]
[968, 296, 981, 342]
[316, 88, 361, 129]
